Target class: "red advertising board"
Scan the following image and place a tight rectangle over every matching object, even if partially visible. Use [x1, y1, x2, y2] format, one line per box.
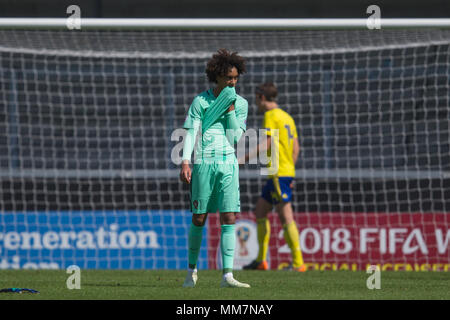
[208, 212, 450, 271]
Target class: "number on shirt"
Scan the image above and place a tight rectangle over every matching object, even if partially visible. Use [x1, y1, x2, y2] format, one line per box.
[285, 124, 294, 144]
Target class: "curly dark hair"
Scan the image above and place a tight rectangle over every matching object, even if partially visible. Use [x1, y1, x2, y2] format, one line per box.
[205, 48, 247, 83]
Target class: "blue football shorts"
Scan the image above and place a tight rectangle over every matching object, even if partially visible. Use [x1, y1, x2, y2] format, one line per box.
[261, 177, 294, 205]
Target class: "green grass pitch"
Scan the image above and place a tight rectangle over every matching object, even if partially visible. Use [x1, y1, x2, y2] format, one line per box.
[0, 269, 448, 300]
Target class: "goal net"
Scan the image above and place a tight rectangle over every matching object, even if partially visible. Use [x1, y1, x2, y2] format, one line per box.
[0, 25, 449, 271]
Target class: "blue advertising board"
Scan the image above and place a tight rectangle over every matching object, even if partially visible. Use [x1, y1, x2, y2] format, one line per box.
[0, 210, 208, 270]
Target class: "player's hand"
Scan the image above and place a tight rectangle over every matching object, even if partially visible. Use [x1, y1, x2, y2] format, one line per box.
[180, 161, 192, 184]
[227, 103, 235, 112]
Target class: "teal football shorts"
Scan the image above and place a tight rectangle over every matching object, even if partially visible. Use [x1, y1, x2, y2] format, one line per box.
[190, 155, 240, 214]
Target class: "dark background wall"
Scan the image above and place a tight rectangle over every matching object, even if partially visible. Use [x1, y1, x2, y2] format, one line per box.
[0, 0, 448, 18]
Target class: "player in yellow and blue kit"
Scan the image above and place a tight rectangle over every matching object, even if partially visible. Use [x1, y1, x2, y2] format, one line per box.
[242, 82, 306, 272]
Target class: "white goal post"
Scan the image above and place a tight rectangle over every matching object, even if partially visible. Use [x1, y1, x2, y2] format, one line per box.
[0, 18, 450, 29]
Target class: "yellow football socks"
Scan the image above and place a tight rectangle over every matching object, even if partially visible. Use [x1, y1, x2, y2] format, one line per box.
[283, 221, 304, 268]
[256, 218, 270, 262]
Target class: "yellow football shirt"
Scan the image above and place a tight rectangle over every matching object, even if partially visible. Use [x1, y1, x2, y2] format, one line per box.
[263, 108, 298, 177]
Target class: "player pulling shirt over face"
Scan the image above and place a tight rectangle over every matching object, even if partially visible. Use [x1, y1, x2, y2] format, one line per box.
[180, 49, 251, 289]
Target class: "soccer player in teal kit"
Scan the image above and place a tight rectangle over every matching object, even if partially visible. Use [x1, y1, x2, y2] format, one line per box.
[179, 49, 250, 288]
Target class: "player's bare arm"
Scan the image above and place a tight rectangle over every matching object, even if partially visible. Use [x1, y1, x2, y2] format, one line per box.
[292, 138, 300, 164]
